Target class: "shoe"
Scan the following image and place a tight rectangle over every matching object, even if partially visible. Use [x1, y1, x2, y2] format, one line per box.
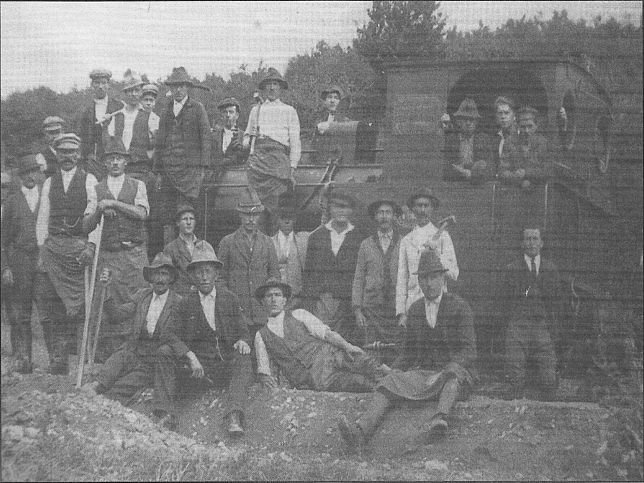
[226, 411, 244, 437]
[157, 412, 177, 432]
[338, 416, 365, 454]
[423, 413, 448, 441]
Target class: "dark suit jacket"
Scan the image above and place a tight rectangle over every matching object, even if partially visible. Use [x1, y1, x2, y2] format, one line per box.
[393, 292, 476, 371]
[442, 131, 494, 181]
[154, 97, 212, 169]
[160, 283, 249, 358]
[162, 236, 202, 297]
[211, 124, 247, 170]
[78, 96, 122, 168]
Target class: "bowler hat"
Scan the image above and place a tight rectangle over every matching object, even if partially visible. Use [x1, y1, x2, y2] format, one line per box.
[165, 67, 195, 86]
[175, 204, 196, 222]
[326, 188, 357, 208]
[367, 199, 401, 219]
[453, 98, 481, 119]
[259, 68, 288, 90]
[254, 277, 292, 301]
[89, 68, 112, 81]
[218, 97, 241, 111]
[414, 249, 448, 276]
[187, 241, 222, 270]
[143, 253, 178, 283]
[236, 186, 265, 214]
[141, 84, 159, 97]
[102, 137, 130, 159]
[321, 85, 344, 100]
[407, 188, 440, 210]
[42, 116, 65, 132]
[54, 133, 81, 150]
[17, 154, 41, 175]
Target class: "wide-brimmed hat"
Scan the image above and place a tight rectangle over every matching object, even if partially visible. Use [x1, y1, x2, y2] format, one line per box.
[102, 137, 130, 160]
[53, 133, 81, 150]
[187, 241, 222, 270]
[407, 188, 440, 210]
[218, 97, 241, 111]
[42, 116, 65, 132]
[143, 253, 178, 283]
[367, 199, 401, 219]
[17, 154, 41, 175]
[320, 85, 344, 100]
[141, 84, 159, 97]
[122, 71, 144, 92]
[236, 186, 265, 214]
[164, 67, 195, 86]
[258, 68, 288, 90]
[414, 249, 448, 276]
[254, 277, 292, 301]
[89, 68, 112, 81]
[453, 98, 481, 119]
[175, 204, 196, 222]
[276, 191, 298, 219]
[326, 188, 357, 208]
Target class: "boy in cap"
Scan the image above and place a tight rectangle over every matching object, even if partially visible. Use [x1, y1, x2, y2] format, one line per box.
[78, 68, 122, 180]
[243, 68, 301, 225]
[163, 204, 204, 297]
[35, 133, 100, 374]
[37, 116, 65, 177]
[156, 241, 253, 435]
[218, 187, 280, 338]
[1, 154, 44, 373]
[339, 249, 476, 454]
[316, 85, 351, 135]
[211, 97, 247, 173]
[141, 84, 159, 113]
[82, 254, 182, 412]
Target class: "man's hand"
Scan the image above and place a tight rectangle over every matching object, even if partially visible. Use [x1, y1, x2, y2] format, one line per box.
[355, 308, 366, 328]
[346, 344, 365, 356]
[99, 267, 111, 285]
[2, 268, 14, 286]
[97, 199, 117, 219]
[259, 374, 278, 392]
[78, 244, 95, 266]
[186, 352, 204, 378]
[233, 340, 251, 355]
[398, 314, 408, 329]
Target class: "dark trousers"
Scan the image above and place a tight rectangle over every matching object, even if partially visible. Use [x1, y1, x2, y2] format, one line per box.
[155, 345, 253, 420]
[324, 353, 381, 392]
[97, 344, 157, 405]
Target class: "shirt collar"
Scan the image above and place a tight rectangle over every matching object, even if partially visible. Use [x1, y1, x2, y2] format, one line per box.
[174, 96, 188, 107]
[107, 173, 125, 183]
[153, 290, 169, 302]
[524, 253, 541, 264]
[94, 96, 108, 105]
[21, 185, 38, 195]
[325, 220, 354, 235]
[179, 232, 197, 244]
[263, 98, 283, 106]
[278, 230, 294, 242]
[61, 166, 77, 178]
[378, 229, 393, 239]
[267, 311, 285, 324]
[199, 286, 217, 301]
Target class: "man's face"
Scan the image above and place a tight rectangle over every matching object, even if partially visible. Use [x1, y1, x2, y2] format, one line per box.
[263, 80, 281, 102]
[374, 204, 394, 232]
[21, 168, 40, 189]
[262, 287, 287, 317]
[456, 117, 477, 136]
[171, 84, 189, 102]
[176, 211, 196, 236]
[105, 154, 127, 177]
[57, 147, 79, 171]
[222, 106, 239, 129]
[412, 197, 433, 226]
[277, 215, 295, 235]
[45, 129, 62, 146]
[419, 272, 444, 301]
[149, 268, 172, 296]
[329, 200, 353, 224]
[190, 263, 218, 295]
[91, 77, 109, 100]
[522, 228, 543, 258]
[495, 103, 515, 130]
[141, 94, 156, 111]
[518, 115, 538, 139]
[240, 212, 261, 234]
[324, 92, 341, 113]
[123, 86, 142, 107]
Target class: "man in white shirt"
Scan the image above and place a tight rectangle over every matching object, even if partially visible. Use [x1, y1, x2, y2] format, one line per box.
[82, 254, 182, 415]
[254, 278, 389, 393]
[396, 188, 459, 330]
[243, 68, 301, 233]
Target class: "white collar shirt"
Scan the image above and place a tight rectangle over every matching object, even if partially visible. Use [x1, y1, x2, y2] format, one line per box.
[107, 174, 125, 199]
[180, 232, 197, 256]
[524, 253, 541, 276]
[21, 185, 39, 213]
[199, 286, 217, 331]
[325, 220, 354, 256]
[222, 127, 234, 153]
[94, 96, 108, 121]
[277, 231, 294, 259]
[61, 167, 78, 192]
[423, 291, 444, 329]
[173, 96, 188, 117]
[146, 290, 169, 335]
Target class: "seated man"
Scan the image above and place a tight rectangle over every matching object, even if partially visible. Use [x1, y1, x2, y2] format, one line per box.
[82, 254, 182, 408]
[254, 278, 390, 393]
[338, 249, 476, 453]
[156, 241, 253, 435]
[162, 204, 202, 297]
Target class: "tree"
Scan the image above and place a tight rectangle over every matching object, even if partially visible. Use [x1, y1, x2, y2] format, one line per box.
[354, 1, 446, 65]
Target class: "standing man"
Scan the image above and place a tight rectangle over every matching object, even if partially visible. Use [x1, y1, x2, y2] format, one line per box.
[1, 155, 43, 373]
[156, 241, 253, 435]
[494, 96, 518, 174]
[339, 249, 476, 453]
[153, 67, 211, 242]
[218, 187, 280, 338]
[316, 85, 351, 135]
[501, 226, 564, 401]
[35, 133, 99, 375]
[243, 68, 301, 230]
[211, 97, 247, 174]
[396, 189, 459, 330]
[84, 137, 150, 361]
[78, 68, 122, 180]
[303, 189, 363, 343]
[352, 200, 403, 356]
[37, 116, 65, 178]
[163, 204, 202, 297]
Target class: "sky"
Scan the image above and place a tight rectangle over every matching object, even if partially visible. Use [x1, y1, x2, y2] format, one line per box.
[1, 1, 641, 98]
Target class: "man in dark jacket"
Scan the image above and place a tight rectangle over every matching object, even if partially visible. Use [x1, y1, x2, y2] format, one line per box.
[162, 204, 202, 297]
[501, 226, 564, 400]
[338, 249, 476, 453]
[156, 241, 253, 435]
[210, 97, 247, 177]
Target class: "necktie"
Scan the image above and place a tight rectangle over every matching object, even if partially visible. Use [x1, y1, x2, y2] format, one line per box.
[530, 257, 537, 279]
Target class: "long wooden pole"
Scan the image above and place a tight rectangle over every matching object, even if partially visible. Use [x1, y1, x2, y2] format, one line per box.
[88, 282, 108, 369]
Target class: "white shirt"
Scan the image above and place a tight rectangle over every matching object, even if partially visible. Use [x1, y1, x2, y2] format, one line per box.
[277, 231, 294, 259]
[21, 185, 39, 213]
[254, 309, 330, 376]
[222, 127, 234, 153]
[377, 229, 393, 253]
[104, 174, 150, 215]
[396, 221, 459, 316]
[199, 286, 217, 332]
[325, 220, 354, 256]
[94, 96, 109, 121]
[146, 290, 169, 335]
[245, 99, 301, 167]
[107, 106, 160, 151]
[173, 96, 188, 117]
[524, 253, 541, 276]
[424, 291, 444, 329]
[36, 168, 99, 246]
[179, 232, 197, 256]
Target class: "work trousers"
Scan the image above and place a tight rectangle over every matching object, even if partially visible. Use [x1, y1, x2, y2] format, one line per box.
[97, 344, 158, 406]
[155, 345, 253, 420]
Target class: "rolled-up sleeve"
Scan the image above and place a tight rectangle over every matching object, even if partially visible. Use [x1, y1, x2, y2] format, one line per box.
[291, 309, 329, 340]
[254, 331, 272, 376]
[134, 179, 150, 216]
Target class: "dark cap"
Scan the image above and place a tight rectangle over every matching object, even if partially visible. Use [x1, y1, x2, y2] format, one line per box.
[254, 277, 292, 301]
[164, 66, 195, 86]
[367, 199, 401, 219]
[143, 253, 178, 283]
[414, 249, 447, 276]
[53, 133, 81, 150]
[42, 116, 65, 132]
[218, 97, 241, 111]
[236, 186, 265, 214]
[102, 137, 130, 159]
[89, 68, 112, 80]
[259, 68, 288, 90]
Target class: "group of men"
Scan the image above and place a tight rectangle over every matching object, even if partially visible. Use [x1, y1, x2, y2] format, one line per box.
[1, 65, 565, 451]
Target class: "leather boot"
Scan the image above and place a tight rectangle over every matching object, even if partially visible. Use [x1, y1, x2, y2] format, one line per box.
[226, 410, 244, 437]
[338, 416, 365, 454]
[356, 391, 392, 442]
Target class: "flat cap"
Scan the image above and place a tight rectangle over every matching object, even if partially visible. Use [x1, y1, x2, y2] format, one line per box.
[217, 97, 241, 110]
[53, 133, 81, 150]
[89, 68, 112, 80]
[321, 85, 344, 100]
[141, 84, 159, 96]
[42, 116, 65, 131]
